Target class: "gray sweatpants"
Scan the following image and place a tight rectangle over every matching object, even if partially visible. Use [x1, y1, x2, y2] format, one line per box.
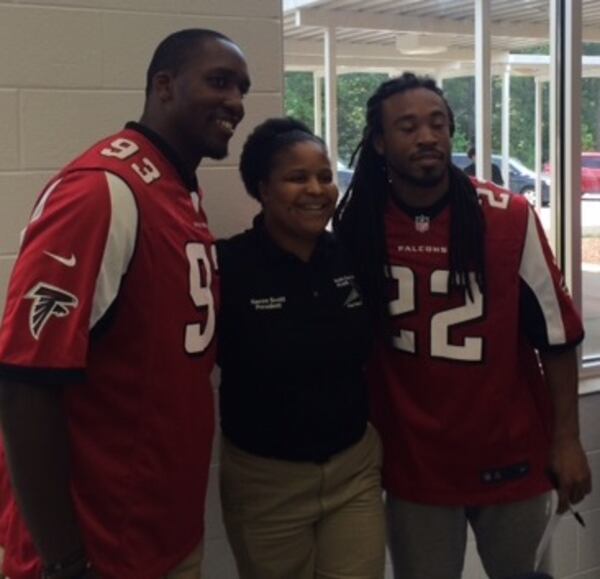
[386, 492, 554, 579]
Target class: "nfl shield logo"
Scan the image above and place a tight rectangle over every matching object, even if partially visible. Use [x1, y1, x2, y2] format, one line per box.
[415, 214, 430, 233]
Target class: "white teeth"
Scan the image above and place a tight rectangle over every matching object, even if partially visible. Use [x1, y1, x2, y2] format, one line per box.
[300, 204, 326, 211]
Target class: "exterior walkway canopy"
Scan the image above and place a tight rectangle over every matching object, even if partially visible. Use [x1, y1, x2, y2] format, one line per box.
[284, 0, 600, 78]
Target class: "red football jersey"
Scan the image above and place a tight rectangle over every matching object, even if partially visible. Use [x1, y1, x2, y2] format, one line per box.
[0, 436, 9, 546]
[0, 126, 219, 579]
[369, 180, 584, 506]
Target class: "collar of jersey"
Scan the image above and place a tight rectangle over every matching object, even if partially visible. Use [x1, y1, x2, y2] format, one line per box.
[252, 213, 334, 266]
[125, 122, 199, 192]
[390, 189, 450, 219]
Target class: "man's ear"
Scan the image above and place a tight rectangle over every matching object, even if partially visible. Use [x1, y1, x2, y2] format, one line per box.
[373, 134, 385, 156]
[152, 71, 175, 103]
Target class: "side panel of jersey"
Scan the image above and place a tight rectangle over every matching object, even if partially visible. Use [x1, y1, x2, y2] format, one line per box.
[0, 129, 219, 579]
[370, 183, 582, 506]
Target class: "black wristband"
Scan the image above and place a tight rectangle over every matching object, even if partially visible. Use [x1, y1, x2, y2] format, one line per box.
[48, 564, 92, 579]
[42, 549, 91, 579]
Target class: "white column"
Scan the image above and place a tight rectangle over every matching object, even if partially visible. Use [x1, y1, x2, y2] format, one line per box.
[548, 0, 564, 249]
[324, 26, 338, 180]
[564, 0, 582, 312]
[549, 0, 582, 315]
[534, 77, 544, 212]
[313, 72, 322, 137]
[501, 67, 511, 188]
[475, 0, 492, 182]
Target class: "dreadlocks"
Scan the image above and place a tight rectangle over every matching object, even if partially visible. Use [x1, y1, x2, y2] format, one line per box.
[333, 72, 486, 326]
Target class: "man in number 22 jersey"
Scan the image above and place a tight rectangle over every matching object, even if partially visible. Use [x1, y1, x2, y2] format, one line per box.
[0, 29, 250, 579]
[334, 73, 591, 579]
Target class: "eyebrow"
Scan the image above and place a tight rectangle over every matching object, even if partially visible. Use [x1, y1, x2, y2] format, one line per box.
[208, 67, 251, 94]
[393, 110, 447, 125]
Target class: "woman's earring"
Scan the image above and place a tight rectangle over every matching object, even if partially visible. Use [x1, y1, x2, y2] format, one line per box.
[384, 164, 393, 185]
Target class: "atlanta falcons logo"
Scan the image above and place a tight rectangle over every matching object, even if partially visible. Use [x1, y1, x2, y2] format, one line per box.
[25, 282, 79, 340]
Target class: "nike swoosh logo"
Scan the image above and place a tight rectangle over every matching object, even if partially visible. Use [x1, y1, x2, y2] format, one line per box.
[44, 251, 77, 267]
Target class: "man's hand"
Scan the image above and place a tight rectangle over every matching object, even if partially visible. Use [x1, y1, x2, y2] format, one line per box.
[539, 347, 592, 514]
[0, 379, 86, 566]
[550, 436, 591, 513]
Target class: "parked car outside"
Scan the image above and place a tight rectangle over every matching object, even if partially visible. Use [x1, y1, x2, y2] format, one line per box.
[452, 152, 550, 206]
[581, 153, 600, 193]
[543, 152, 600, 195]
[336, 155, 550, 206]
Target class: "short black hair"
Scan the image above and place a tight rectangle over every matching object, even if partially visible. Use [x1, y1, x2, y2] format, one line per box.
[468, 146, 476, 158]
[145, 28, 234, 97]
[239, 117, 326, 201]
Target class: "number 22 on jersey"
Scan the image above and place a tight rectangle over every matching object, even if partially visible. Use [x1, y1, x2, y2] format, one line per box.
[388, 266, 484, 362]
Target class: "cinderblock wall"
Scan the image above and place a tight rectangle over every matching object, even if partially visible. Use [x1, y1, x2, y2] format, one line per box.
[0, 0, 283, 316]
[1, 2, 599, 579]
[0, 2, 283, 577]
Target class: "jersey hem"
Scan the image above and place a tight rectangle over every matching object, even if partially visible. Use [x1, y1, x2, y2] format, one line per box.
[97, 528, 204, 579]
[384, 479, 553, 507]
[0, 363, 85, 385]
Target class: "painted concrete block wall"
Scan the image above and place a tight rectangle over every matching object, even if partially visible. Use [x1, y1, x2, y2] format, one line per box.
[0, 1, 282, 577]
[457, 393, 600, 579]
[549, 393, 600, 579]
[2, 2, 600, 579]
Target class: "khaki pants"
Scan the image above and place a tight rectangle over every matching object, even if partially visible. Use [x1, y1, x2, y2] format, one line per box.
[220, 424, 385, 579]
[163, 542, 203, 579]
[386, 492, 554, 579]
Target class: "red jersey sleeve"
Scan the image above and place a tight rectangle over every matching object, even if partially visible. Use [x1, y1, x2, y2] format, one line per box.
[519, 204, 584, 350]
[0, 169, 137, 383]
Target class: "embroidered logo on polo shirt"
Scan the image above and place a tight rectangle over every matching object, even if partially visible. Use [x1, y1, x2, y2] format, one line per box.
[333, 275, 355, 288]
[344, 287, 363, 309]
[250, 296, 287, 311]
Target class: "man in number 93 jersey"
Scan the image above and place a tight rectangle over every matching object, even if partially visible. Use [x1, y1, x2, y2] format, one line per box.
[334, 73, 591, 579]
[0, 29, 250, 579]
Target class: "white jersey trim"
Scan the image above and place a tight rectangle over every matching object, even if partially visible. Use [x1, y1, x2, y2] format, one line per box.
[89, 172, 138, 328]
[20, 178, 63, 247]
[519, 205, 566, 345]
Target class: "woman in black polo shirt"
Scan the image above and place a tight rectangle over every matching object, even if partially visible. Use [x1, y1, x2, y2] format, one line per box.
[217, 117, 384, 579]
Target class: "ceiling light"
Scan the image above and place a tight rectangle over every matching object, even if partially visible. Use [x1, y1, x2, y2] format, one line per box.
[395, 34, 448, 56]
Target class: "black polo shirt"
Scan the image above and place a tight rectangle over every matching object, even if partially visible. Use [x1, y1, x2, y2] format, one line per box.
[217, 216, 372, 463]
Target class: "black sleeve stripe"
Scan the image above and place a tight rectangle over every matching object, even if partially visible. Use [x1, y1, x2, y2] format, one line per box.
[519, 280, 584, 351]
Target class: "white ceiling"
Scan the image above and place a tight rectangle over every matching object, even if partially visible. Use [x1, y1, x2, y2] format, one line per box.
[283, 0, 600, 77]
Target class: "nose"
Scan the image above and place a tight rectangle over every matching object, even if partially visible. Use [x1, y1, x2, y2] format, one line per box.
[305, 175, 326, 195]
[416, 124, 437, 145]
[223, 88, 245, 120]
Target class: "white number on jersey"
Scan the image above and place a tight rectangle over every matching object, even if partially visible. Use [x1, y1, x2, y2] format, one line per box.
[185, 243, 216, 354]
[388, 266, 484, 361]
[100, 138, 161, 185]
[132, 158, 160, 184]
[101, 138, 139, 159]
[388, 266, 416, 353]
[477, 186, 510, 209]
